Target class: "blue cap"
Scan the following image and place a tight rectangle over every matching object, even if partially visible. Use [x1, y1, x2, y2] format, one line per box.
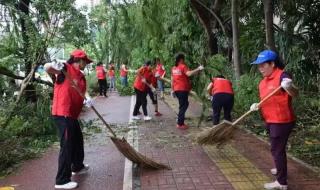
[252, 50, 277, 64]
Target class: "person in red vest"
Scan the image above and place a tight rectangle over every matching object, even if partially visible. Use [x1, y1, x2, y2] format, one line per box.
[95, 62, 107, 97]
[250, 50, 298, 190]
[44, 49, 93, 189]
[154, 57, 166, 99]
[146, 62, 162, 116]
[171, 53, 204, 129]
[206, 75, 234, 125]
[108, 64, 116, 92]
[120, 64, 129, 86]
[132, 60, 153, 121]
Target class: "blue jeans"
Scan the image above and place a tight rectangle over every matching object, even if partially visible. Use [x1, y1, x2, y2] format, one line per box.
[120, 76, 128, 87]
[109, 77, 115, 91]
[157, 79, 164, 91]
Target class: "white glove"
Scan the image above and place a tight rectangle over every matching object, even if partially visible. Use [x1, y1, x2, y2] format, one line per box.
[281, 78, 292, 90]
[151, 87, 156, 93]
[250, 103, 259, 111]
[170, 91, 176, 98]
[84, 98, 94, 107]
[198, 65, 204, 71]
[141, 78, 147, 83]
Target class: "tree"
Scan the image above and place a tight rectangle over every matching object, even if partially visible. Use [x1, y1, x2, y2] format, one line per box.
[263, 0, 275, 50]
[231, 0, 241, 81]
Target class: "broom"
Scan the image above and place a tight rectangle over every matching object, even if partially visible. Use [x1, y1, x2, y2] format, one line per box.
[196, 85, 282, 146]
[63, 71, 171, 170]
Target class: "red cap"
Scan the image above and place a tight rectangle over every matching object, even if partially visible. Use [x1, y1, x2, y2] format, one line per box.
[70, 49, 93, 64]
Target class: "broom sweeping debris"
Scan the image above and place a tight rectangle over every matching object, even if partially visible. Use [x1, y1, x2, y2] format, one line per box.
[196, 86, 282, 146]
[64, 71, 171, 170]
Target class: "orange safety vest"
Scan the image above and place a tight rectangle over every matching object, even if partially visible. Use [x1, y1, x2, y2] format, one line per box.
[96, 66, 106, 79]
[156, 63, 165, 77]
[133, 66, 150, 92]
[211, 78, 234, 95]
[52, 63, 86, 119]
[171, 63, 191, 91]
[259, 68, 295, 123]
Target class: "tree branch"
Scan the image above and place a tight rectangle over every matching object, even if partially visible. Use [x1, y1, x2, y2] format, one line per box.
[192, 0, 227, 36]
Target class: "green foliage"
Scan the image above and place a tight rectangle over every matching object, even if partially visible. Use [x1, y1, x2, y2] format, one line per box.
[0, 92, 56, 176]
[85, 72, 99, 96]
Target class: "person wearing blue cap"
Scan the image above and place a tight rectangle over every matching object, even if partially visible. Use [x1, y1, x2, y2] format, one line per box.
[250, 50, 298, 190]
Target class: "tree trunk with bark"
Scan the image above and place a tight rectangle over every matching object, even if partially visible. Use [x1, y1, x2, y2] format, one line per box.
[231, 0, 241, 81]
[18, 0, 37, 102]
[263, 0, 276, 50]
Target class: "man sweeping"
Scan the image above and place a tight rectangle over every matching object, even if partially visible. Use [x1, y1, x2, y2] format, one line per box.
[44, 49, 93, 189]
[250, 50, 298, 190]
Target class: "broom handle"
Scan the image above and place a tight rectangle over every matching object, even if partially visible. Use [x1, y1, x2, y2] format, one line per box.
[232, 86, 282, 126]
[62, 70, 117, 137]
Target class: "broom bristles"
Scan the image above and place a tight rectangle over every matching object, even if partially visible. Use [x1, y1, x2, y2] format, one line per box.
[110, 137, 171, 170]
[196, 120, 236, 146]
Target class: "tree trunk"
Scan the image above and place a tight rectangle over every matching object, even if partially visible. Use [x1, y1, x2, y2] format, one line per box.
[263, 0, 276, 50]
[231, 0, 241, 81]
[190, 0, 218, 55]
[18, 0, 37, 102]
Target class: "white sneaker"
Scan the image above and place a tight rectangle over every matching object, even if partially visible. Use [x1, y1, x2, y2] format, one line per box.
[143, 116, 152, 121]
[55, 181, 78, 189]
[270, 168, 277, 175]
[72, 164, 89, 175]
[132, 116, 140, 120]
[264, 181, 287, 190]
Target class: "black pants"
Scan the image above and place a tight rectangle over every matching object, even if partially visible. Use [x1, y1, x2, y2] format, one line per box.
[212, 93, 234, 125]
[98, 79, 107, 96]
[266, 122, 294, 185]
[147, 89, 157, 105]
[53, 116, 85, 185]
[175, 91, 189, 125]
[133, 88, 148, 116]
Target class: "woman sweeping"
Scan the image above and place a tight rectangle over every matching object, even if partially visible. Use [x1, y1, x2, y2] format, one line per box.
[250, 50, 298, 190]
[44, 49, 93, 189]
[206, 75, 234, 125]
[171, 53, 203, 130]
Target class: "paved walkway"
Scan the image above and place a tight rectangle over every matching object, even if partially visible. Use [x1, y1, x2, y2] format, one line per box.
[0, 91, 319, 190]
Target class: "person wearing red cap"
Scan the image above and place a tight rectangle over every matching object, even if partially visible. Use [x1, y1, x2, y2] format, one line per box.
[171, 53, 204, 130]
[250, 50, 298, 190]
[44, 49, 93, 189]
[206, 75, 234, 125]
[96, 62, 107, 97]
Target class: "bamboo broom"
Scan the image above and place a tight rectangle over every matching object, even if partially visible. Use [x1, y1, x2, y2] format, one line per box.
[196, 86, 282, 146]
[63, 70, 171, 170]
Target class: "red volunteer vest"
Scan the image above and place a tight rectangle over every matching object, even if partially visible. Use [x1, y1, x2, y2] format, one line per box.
[149, 69, 157, 87]
[52, 64, 86, 119]
[211, 78, 234, 95]
[120, 68, 128, 77]
[108, 70, 115, 77]
[96, 66, 106, 79]
[172, 63, 191, 91]
[156, 63, 165, 77]
[259, 68, 295, 123]
[133, 66, 150, 92]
